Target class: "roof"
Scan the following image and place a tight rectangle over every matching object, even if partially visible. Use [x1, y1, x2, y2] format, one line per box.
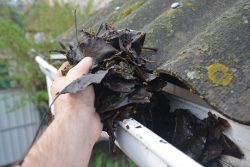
[57, 0, 250, 124]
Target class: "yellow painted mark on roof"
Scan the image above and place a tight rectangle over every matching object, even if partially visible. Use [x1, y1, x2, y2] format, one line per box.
[207, 63, 233, 86]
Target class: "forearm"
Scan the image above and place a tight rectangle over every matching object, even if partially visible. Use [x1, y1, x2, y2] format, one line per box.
[18, 58, 102, 167]
[21, 107, 98, 167]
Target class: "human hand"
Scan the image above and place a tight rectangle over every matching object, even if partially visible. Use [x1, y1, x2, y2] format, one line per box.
[51, 57, 103, 142]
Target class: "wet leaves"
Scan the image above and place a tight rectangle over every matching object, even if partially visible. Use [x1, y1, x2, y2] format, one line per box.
[133, 91, 244, 166]
[59, 70, 109, 94]
[52, 23, 161, 145]
[52, 23, 243, 165]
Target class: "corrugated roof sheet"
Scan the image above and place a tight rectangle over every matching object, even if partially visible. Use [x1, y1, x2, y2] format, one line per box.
[57, 0, 250, 124]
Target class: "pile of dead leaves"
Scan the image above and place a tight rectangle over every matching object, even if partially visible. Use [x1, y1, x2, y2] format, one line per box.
[134, 91, 244, 166]
[51, 23, 243, 165]
[52, 23, 165, 145]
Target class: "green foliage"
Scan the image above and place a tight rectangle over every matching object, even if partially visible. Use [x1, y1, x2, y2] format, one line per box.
[0, 18, 29, 54]
[0, 17, 41, 92]
[33, 90, 49, 108]
[0, 1, 93, 109]
[0, 58, 10, 89]
[25, 2, 73, 37]
[89, 149, 136, 167]
[24, 0, 94, 37]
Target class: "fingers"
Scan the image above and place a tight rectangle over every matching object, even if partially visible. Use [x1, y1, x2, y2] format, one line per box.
[51, 57, 95, 115]
[51, 57, 93, 98]
[51, 77, 67, 99]
[54, 61, 69, 79]
[51, 57, 92, 97]
[66, 57, 93, 81]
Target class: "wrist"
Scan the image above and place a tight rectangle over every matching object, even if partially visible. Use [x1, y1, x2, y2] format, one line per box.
[85, 111, 103, 143]
[55, 106, 103, 144]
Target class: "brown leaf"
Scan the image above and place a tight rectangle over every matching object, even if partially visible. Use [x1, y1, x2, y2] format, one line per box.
[103, 77, 135, 93]
[60, 70, 109, 94]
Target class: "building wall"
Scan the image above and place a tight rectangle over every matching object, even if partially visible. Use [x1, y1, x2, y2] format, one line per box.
[0, 89, 41, 166]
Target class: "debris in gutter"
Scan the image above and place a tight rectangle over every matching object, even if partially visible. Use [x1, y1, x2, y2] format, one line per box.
[159, 139, 167, 144]
[50, 23, 243, 165]
[126, 125, 130, 129]
[133, 91, 244, 166]
[50, 22, 164, 150]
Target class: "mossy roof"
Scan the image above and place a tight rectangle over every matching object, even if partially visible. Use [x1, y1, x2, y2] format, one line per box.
[57, 0, 250, 124]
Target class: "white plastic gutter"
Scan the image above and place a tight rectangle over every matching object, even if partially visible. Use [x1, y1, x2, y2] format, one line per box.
[35, 55, 203, 167]
[35, 56, 57, 114]
[115, 118, 202, 167]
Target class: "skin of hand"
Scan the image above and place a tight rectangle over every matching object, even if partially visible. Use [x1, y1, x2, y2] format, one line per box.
[51, 56, 103, 142]
[20, 57, 103, 167]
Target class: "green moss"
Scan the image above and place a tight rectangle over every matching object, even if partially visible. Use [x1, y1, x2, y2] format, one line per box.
[165, 9, 176, 34]
[87, 28, 96, 37]
[177, 52, 188, 61]
[185, 2, 197, 11]
[198, 44, 210, 54]
[165, 9, 176, 19]
[116, 0, 145, 21]
[61, 64, 73, 76]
